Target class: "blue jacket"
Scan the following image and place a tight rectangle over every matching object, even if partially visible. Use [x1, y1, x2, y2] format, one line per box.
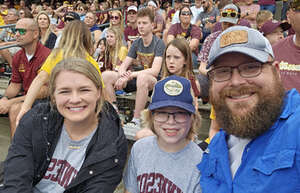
[198, 89, 300, 193]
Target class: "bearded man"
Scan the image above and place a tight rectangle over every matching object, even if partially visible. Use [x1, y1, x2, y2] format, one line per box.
[197, 26, 300, 193]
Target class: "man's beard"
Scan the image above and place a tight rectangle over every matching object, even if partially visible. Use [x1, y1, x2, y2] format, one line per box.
[210, 71, 285, 139]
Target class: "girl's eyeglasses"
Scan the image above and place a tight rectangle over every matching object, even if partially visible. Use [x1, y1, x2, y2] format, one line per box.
[110, 16, 120, 20]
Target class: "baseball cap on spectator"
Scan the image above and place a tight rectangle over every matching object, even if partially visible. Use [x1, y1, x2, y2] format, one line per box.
[260, 19, 291, 35]
[127, 5, 137, 12]
[64, 11, 80, 21]
[220, 4, 240, 24]
[207, 26, 274, 68]
[149, 75, 195, 114]
[148, 1, 157, 8]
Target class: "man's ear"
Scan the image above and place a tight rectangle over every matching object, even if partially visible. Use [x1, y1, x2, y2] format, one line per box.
[272, 60, 281, 78]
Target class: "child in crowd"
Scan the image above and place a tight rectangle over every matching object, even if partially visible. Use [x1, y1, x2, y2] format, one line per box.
[135, 38, 201, 140]
[93, 37, 107, 72]
[124, 75, 202, 193]
[256, 10, 273, 30]
[105, 27, 128, 71]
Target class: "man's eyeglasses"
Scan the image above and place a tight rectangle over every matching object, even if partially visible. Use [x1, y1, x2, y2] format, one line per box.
[207, 62, 272, 82]
[221, 10, 239, 18]
[153, 111, 191, 123]
[110, 16, 120, 20]
[181, 11, 191, 16]
[64, 17, 75, 22]
[13, 28, 31, 35]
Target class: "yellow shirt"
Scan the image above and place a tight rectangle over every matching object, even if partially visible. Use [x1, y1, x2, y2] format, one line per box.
[118, 46, 128, 62]
[41, 50, 104, 87]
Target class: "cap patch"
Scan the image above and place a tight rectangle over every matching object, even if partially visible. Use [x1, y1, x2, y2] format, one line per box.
[163, 80, 183, 96]
[220, 30, 248, 48]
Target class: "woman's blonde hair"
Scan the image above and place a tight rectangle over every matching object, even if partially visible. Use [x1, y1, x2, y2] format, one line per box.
[161, 38, 194, 79]
[35, 11, 51, 45]
[110, 10, 124, 32]
[52, 20, 94, 59]
[49, 57, 104, 115]
[140, 108, 201, 140]
[106, 26, 124, 69]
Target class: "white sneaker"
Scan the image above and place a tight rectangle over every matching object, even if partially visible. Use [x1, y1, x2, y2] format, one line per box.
[123, 121, 141, 141]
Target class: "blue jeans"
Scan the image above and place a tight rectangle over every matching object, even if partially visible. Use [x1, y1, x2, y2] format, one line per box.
[260, 4, 276, 14]
[281, 1, 288, 20]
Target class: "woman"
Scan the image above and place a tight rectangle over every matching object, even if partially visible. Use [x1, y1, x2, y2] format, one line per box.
[124, 75, 202, 193]
[105, 27, 128, 71]
[16, 20, 104, 126]
[18, 7, 33, 18]
[36, 11, 52, 46]
[167, 6, 202, 68]
[2, 58, 127, 192]
[100, 10, 124, 40]
[93, 37, 107, 72]
[135, 38, 201, 140]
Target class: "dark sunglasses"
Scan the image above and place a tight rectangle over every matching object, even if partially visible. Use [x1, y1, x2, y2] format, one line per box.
[221, 10, 239, 18]
[110, 15, 120, 20]
[13, 28, 28, 35]
[65, 17, 75, 22]
[181, 11, 191, 16]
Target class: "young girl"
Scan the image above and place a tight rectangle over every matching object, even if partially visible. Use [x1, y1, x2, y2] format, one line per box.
[93, 37, 107, 72]
[124, 75, 202, 193]
[100, 10, 124, 39]
[2, 58, 127, 192]
[105, 27, 128, 71]
[135, 38, 201, 140]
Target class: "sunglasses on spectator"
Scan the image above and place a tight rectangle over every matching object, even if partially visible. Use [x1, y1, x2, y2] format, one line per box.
[65, 17, 75, 22]
[13, 28, 31, 35]
[110, 16, 120, 20]
[221, 10, 239, 18]
[181, 11, 191, 16]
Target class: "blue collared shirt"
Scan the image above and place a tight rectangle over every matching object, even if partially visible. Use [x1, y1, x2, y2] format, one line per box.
[197, 89, 300, 193]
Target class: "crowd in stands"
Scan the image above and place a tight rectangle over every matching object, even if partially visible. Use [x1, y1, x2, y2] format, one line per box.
[0, 0, 299, 191]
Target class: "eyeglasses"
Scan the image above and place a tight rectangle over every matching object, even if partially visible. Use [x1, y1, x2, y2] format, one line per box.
[207, 62, 272, 82]
[19, 11, 25, 15]
[65, 17, 74, 22]
[181, 11, 191, 16]
[110, 16, 120, 20]
[13, 28, 31, 35]
[221, 10, 239, 18]
[153, 111, 191, 123]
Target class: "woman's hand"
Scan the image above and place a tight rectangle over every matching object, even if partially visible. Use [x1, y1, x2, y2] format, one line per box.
[16, 104, 29, 127]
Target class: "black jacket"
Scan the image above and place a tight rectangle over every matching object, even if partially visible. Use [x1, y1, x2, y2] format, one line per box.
[1, 101, 128, 193]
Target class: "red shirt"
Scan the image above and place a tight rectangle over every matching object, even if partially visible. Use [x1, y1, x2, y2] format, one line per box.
[11, 41, 51, 94]
[273, 35, 300, 92]
[124, 25, 139, 42]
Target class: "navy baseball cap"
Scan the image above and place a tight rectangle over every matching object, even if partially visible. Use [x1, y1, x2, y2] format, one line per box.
[149, 75, 195, 114]
[207, 26, 274, 69]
